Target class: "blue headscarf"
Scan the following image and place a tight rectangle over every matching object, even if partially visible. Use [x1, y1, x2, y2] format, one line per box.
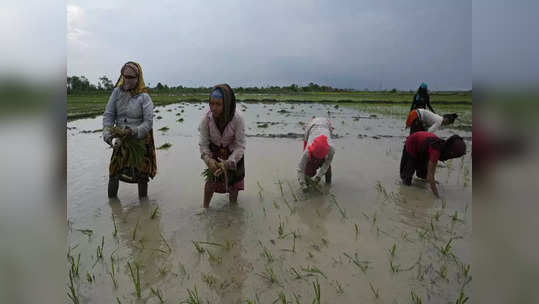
[420, 82, 428, 89]
[210, 88, 224, 99]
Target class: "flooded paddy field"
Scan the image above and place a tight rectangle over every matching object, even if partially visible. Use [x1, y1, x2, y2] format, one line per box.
[67, 101, 472, 303]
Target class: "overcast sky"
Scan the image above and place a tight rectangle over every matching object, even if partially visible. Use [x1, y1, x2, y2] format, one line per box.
[67, 0, 471, 90]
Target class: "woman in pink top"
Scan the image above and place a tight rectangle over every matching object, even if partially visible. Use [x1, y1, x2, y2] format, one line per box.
[400, 131, 466, 197]
[198, 84, 246, 208]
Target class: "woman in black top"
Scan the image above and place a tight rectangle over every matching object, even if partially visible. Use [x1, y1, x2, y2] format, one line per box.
[410, 82, 435, 113]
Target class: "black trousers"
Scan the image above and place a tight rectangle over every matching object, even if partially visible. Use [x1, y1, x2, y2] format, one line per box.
[400, 146, 427, 185]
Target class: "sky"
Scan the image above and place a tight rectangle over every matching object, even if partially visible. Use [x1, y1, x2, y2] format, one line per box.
[66, 0, 471, 90]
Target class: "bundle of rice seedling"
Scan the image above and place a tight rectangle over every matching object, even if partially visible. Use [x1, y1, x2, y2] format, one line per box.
[107, 126, 147, 167]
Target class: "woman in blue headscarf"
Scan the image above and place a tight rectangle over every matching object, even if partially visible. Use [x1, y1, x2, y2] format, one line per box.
[410, 82, 435, 113]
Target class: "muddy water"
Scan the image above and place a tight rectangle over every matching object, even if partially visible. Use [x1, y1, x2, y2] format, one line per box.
[67, 102, 472, 303]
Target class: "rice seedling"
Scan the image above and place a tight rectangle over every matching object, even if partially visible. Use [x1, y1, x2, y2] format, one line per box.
[127, 261, 142, 298]
[343, 252, 369, 273]
[375, 181, 389, 200]
[440, 238, 454, 256]
[329, 194, 346, 219]
[455, 291, 469, 304]
[116, 297, 122, 304]
[321, 238, 328, 247]
[275, 291, 288, 304]
[262, 207, 267, 216]
[96, 236, 104, 260]
[107, 127, 147, 167]
[109, 255, 118, 289]
[277, 179, 284, 196]
[151, 287, 164, 303]
[180, 286, 202, 304]
[177, 118, 184, 123]
[256, 265, 279, 285]
[151, 206, 159, 219]
[273, 200, 280, 209]
[257, 181, 264, 200]
[287, 181, 298, 201]
[67, 270, 79, 304]
[192, 241, 205, 254]
[441, 198, 447, 209]
[282, 197, 295, 214]
[202, 273, 217, 287]
[158, 264, 169, 276]
[369, 282, 380, 299]
[463, 264, 470, 277]
[434, 211, 441, 221]
[207, 249, 222, 264]
[76, 228, 93, 240]
[388, 243, 396, 258]
[86, 272, 94, 283]
[354, 223, 360, 240]
[157, 142, 172, 150]
[308, 251, 315, 259]
[156, 116, 163, 119]
[112, 214, 118, 237]
[335, 280, 344, 294]
[301, 265, 327, 279]
[258, 241, 273, 263]
[158, 126, 169, 132]
[437, 265, 448, 279]
[67, 244, 78, 260]
[372, 212, 377, 225]
[293, 293, 302, 304]
[410, 290, 422, 304]
[132, 219, 139, 241]
[389, 260, 400, 273]
[290, 267, 310, 280]
[70, 253, 80, 277]
[312, 279, 321, 304]
[278, 220, 285, 238]
[160, 233, 172, 254]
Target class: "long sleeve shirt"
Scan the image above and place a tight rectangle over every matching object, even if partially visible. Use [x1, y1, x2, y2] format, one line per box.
[417, 109, 444, 133]
[102, 87, 154, 144]
[297, 117, 335, 186]
[198, 110, 246, 169]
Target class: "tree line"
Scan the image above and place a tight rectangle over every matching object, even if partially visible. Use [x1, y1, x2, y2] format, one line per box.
[67, 75, 352, 95]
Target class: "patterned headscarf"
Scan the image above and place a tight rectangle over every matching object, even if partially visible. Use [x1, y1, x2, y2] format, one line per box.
[115, 61, 148, 96]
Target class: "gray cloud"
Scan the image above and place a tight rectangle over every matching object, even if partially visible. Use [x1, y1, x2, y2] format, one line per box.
[68, 0, 471, 90]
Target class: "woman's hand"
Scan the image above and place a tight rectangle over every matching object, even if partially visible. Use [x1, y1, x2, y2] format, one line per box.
[427, 161, 440, 197]
[208, 158, 218, 174]
[123, 127, 134, 137]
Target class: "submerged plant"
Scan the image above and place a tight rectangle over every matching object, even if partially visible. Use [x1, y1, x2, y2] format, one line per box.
[192, 241, 205, 254]
[180, 286, 202, 304]
[151, 206, 159, 219]
[312, 279, 321, 304]
[369, 282, 380, 299]
[258, 240, 273, 263]
[112, 214, 118, 237]
[127, 261, 141, 298]
[67, 270, 79, 304]
[301, 265, 327, 279]
[410, 290, 422, 304]
[109, 255, 118, 289]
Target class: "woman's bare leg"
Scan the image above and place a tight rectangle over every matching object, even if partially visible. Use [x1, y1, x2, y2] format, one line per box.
[203, 182, 214, 208]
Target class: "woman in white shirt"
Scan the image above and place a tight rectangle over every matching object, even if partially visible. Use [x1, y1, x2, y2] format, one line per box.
[405, 109, 457, 134]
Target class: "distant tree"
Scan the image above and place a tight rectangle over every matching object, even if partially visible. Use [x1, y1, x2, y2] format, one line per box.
[390, 88, 397, 93]
[99, 75, 114, 91]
